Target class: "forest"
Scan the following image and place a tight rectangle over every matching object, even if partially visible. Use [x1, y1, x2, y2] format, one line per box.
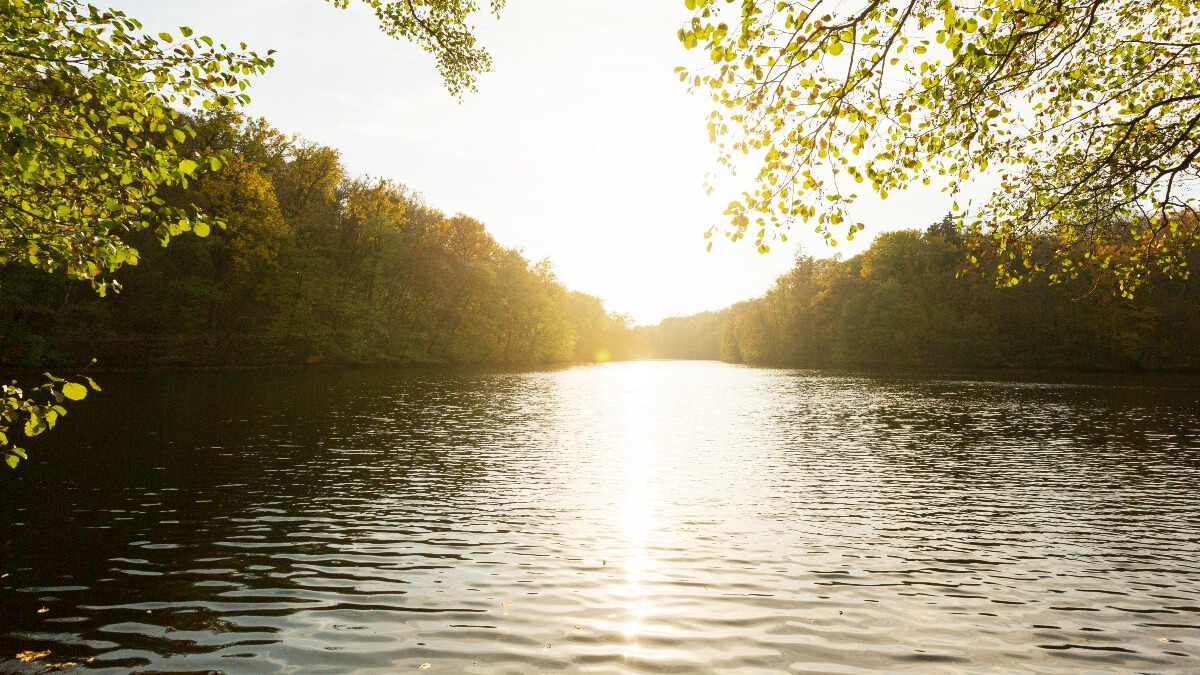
[0, 112, 631, 369]
[4, 0, 1198, 380]
[640, 217, 1200, 372]
[7, 147, 1200, 373]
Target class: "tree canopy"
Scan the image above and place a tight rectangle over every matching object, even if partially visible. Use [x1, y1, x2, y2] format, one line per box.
[1, 0, 504, 298]
[0, 113, 635, 370]
[679, 0, 1200, 295]
[636, 219, 1200, 370]
[1, 0, 505, 467]
[1, 0, 274, 295]
[0, 0, 276, 468]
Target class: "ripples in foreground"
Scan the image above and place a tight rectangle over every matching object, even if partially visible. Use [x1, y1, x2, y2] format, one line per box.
[1, 361, 1199, 673]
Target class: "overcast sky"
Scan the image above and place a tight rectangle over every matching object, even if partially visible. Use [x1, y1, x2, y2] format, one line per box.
[112, 0, 953, 323]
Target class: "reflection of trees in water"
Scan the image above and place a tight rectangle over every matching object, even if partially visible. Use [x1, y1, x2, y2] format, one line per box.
[763, 371, 1200, 565]
[2, 366, 1197, 671]
[753, 372, 1200, 671]
[0, 367, 554, 667]
[860, 377, 1200, 487]
[769, 372, 1200, 487]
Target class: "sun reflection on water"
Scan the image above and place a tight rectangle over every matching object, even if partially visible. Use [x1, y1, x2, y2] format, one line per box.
[613, 363, 659, 656]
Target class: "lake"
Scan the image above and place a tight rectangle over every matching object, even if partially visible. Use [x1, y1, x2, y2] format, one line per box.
[1, 361, 1198, 673]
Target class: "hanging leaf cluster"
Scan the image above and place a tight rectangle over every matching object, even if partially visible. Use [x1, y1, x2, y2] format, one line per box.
[337, 0, 506, 97]
[1, 0, 274, 295]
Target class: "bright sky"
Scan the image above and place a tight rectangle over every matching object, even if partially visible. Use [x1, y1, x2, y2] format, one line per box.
[113, 0, 953, 324]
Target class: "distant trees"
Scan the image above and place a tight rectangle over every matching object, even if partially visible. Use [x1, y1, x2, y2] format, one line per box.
[0, 113, 631, 370]
[705, 219, 1200, 370]
[634, 311, 725, 360]
[679, 0, 1200, 294]
[568, 292, 635, 362]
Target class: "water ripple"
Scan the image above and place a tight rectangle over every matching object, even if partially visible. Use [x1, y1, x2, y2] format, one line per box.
[1, 363, 1198, 673]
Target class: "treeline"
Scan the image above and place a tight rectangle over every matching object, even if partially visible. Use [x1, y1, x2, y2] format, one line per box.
[631, 311, 725, 360]
[6, 117, 1197, 374]
[0, 113, 630, 368]
[646, 218, 1200, 371]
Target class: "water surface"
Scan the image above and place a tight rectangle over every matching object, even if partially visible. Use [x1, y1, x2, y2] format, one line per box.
[2, 362, 1198, 673]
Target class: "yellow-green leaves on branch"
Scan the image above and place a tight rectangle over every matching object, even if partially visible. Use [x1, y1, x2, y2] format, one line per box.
[2, 374, 100, 468]
[330, 0, 505, 97]
[679, 0, 1200, 294]
[0, 0, 274, 295]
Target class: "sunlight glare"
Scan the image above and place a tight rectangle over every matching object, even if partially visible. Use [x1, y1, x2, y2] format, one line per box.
[615, 363, 658, 651]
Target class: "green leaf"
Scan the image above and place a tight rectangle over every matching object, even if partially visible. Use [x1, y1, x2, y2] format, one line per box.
[193, 221, 211, 237]
[61, 382, 87, 401]
[5, 455, 17, 469]
[178, 159, 199, 176]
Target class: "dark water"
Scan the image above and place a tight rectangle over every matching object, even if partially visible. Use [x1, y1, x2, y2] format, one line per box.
[1, 361, 1199, 673]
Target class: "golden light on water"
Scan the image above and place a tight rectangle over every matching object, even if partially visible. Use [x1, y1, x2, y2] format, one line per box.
[621, 460, 653, 646]
[614, 363, 658, 654]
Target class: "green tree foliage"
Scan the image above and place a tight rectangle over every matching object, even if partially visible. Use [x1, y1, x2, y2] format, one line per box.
[1, 0, 275, 465]
[569, 292, 634, 362]
[2, 0, 505, 294]
[679, 0, 1200, 294]
[663, 217, 1200, 370]
[1, 0, 273, 292]
[0, 114, 631, 370]
[2, 0, 506, 465]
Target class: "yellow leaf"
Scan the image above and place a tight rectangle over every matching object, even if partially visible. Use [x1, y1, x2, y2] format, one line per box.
[16, 651, 51, 663]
